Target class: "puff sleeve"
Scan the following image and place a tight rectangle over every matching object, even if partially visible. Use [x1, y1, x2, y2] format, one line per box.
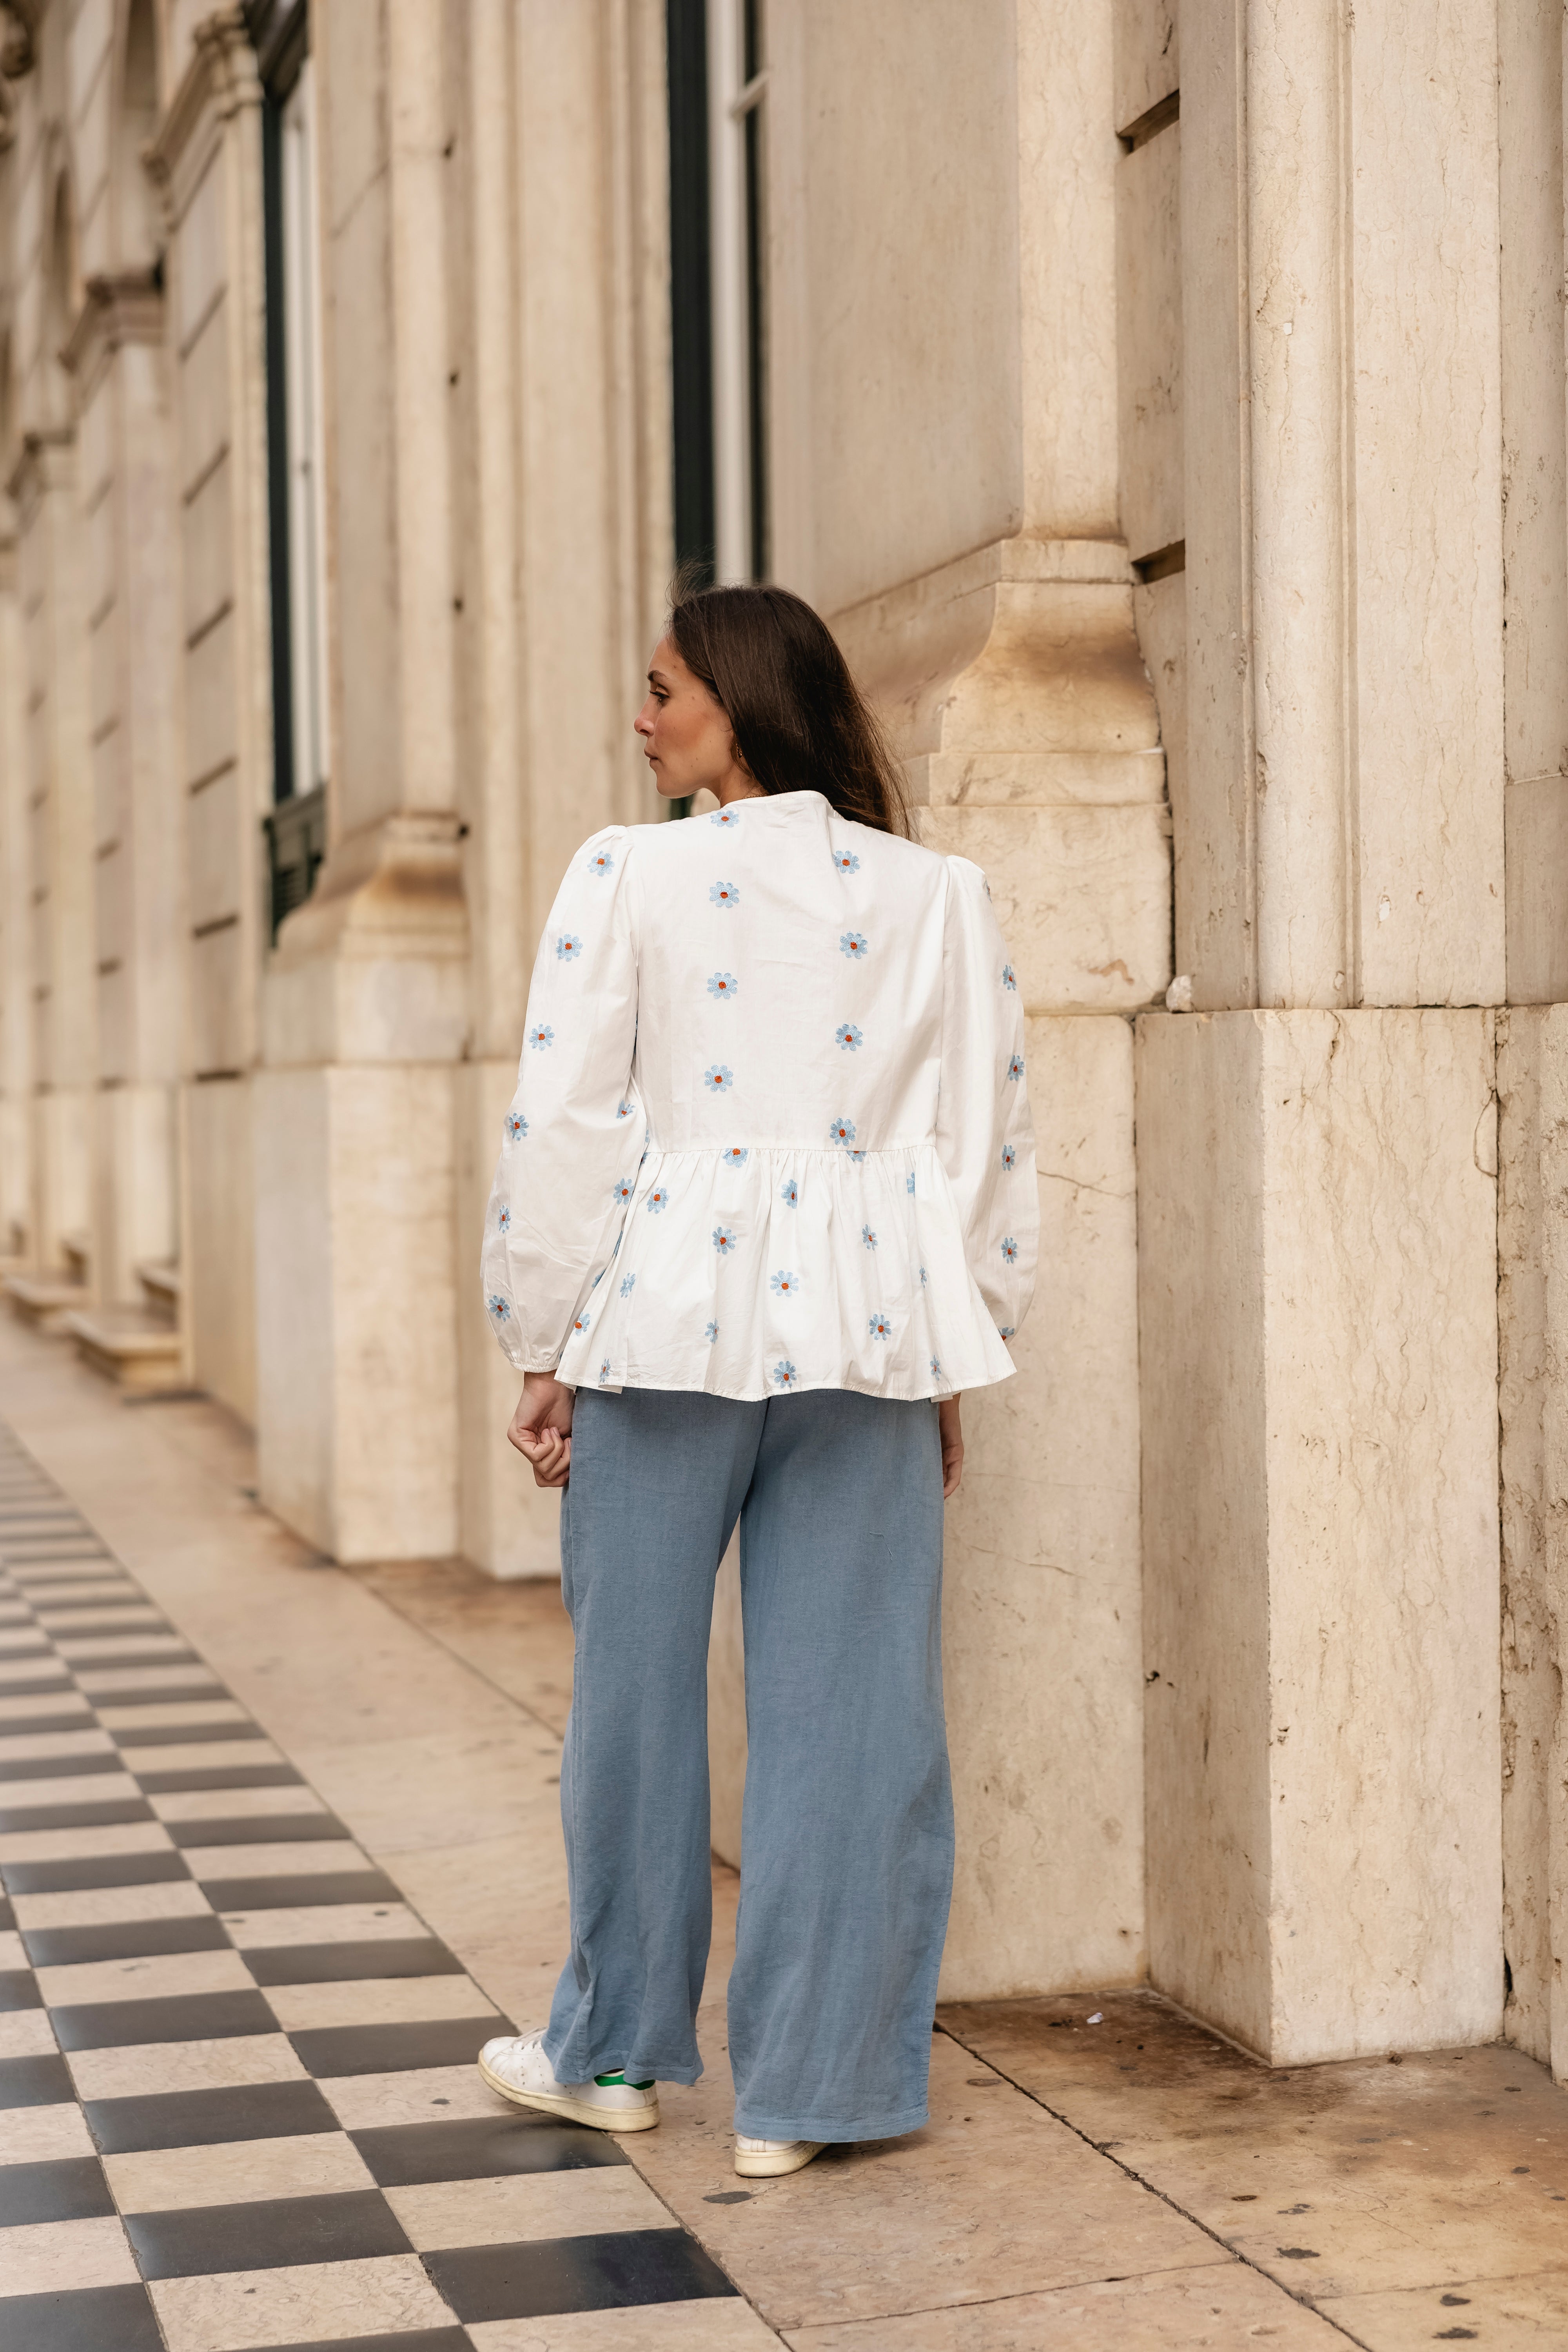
[935, 855, 1038, 1341]
[481, 826, 643, 1372]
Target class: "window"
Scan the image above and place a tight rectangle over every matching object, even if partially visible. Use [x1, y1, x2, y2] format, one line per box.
[666, 0, 769, 587]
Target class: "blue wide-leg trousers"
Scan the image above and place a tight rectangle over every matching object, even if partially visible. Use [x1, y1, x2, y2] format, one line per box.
[541, 1384, 953, 2143]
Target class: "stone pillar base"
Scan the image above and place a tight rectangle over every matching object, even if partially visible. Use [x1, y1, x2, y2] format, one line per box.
[1138, 1008, 1502, 2063]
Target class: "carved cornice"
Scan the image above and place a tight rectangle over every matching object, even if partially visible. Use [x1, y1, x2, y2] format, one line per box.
[60, 272, 166, 401]
[145, 5, 263, 225]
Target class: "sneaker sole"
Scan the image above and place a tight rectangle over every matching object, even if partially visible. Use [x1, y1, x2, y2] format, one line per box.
[478, 2052, 661, 2133]
[734, 2141, 825, 2178]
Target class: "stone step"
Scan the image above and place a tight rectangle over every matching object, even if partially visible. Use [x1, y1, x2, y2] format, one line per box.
[135, 1259, 181, 1327]
[4, 1275, 91, 1335]
[62, 1232, 91, 1286]
[64, 1308, 185, 1396]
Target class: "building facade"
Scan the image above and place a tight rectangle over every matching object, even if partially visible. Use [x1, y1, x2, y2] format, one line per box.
[0, 0, 1564, 2080]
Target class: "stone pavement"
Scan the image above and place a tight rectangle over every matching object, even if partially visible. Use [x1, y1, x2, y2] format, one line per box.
[0, 1314, 1563, 2350]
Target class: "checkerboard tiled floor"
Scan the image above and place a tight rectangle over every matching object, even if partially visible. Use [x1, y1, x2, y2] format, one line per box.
[0, 1427, 740, 2351]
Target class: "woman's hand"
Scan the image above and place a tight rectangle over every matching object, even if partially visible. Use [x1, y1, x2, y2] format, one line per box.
[939, 1396, 964, 1499]
[508, 1372, 575, 1488]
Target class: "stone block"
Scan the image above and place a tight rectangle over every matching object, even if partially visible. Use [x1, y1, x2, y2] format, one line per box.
[1116, 120, 1182, 565]
[183, 1074, 254, 1425]
[1114, 0, 1179, 131]
[939, 1011, 1145, 1999]
[1139, 1008, 1502, 2062]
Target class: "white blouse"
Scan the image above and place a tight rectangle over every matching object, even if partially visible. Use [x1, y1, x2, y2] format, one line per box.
[482, 789, 1037, 1402]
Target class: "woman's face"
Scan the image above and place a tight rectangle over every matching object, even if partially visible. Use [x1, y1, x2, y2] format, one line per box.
[635, 637, 754, 803]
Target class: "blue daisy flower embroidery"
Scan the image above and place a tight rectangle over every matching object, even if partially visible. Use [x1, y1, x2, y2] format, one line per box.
[1002, 1143, 1016, 1171]
[835, 1023, 863, 1053]
[840, 931, 869, 958]
[906, 1171, 915, 1195]
[710, 880, 740, 909]
[999, 1324, 1016, 1339]
[772, 1359, 799, 1389]
[868, 1312, 893, 1342]
[556, 933, 583, 961]
[780, 1177, 798, 1206]
[612, 1177, 634, 1206]
[1002, 963, 1017, 991]
[708, 972, 739, 1002]
[920, 1266, 928, 1287]
[723, 1146, 749, 1169]
[833, 850, 860, 875]
[711, 806, 741, 828]
[770, 1270, 799, 1298]
[848, 1149, 867, 1163]
[528, 1024, 554, 1051]
[620, 1273, 636, 1297]
[616, 1099, 635, 1120]
[1007, 1053, 1025, 1083]
[862, 1225, 877, 1251]
[1002, 1236, 1019, 1264]
[646, 1186, 669, 1214]
[704, 1064, 734, 1093]
[598, 1358, 613, 1385]
[505, 1110, 528, 1143]
[713, 1225, 737, 1254]
[498, 1205, 511, 1232]
[705, 1320, 720, 1342]
[828, 1115, 856, 1147]
[929, 1354, 943, 1381]
[486, 1294, 510, 1323]
[587, 849, 615, 879]
[573, 1310, 591, 1336]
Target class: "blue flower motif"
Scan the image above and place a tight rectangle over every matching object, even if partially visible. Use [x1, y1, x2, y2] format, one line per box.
[572, 1309, 592, 1336]
[705, 1320, 720, 1342]
[862, 1225, 878, 1251]
[708, 971, 739, 1003]
[868, 1312, 893, 1342]
[711, 805, 742, 827]
[704, 1064, 734, 1093]
[598, 1358, 613, 1385]
[556, 932, 583, 961]
[710, 880, 740, 909]
[929, 1354, 943, 1381]
[1002, 1143, 1016, 1172]
[505, 1110, 528, 1144]
[1007, 1053, 1025, 1083]
[848, 1149, 867, 1164]
[616, 1098, 635, 1120]
[835, 1023, 864, 1053]
[780, 1177, 798, 1206]
[646, 1186, 669, 1214]
[612, 1177, 634, 1206]
[999, 1324, 1016, 1339]
[620, 1272, 636, 1297]
[833, 849, 860, 875]
[840, 931, 869, 959]
[906, 1171, 915, 1195]
[498, 1205, 510, 1232]
[828, 1115, 856, 1147]
[528, 1024, 554, 1051]
[772, 1359, 800, 1388]
[1002, 963, 1017, 991]
[486, 1294, 510, 1323]
[1002, 1235, 1018, 1264]
[587, 848, 615, 879]
[722, 1145, 749, 1169]
[713, 1225, 737, 1254]
[920, 1266, 928, 1287]
[770, 1270, 799, 1298]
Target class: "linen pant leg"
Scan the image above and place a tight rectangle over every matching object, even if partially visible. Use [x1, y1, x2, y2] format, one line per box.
[544, 1386, 762, 2088]
[727, 1388, 952, 2142]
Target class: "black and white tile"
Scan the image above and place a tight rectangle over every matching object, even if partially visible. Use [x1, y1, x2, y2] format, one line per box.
[0, 1429, 749, 2352]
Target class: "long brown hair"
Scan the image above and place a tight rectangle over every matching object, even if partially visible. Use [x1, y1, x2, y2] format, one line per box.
[667, 571, 910, 838]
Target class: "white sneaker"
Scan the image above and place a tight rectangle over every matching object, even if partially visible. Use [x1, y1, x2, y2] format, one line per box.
[478, 2031, 660, 2133]
[734, 2133, 826, 2178]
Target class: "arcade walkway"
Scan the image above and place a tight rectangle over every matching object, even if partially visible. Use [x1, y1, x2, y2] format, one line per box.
[0, 1316, 1564, 2350]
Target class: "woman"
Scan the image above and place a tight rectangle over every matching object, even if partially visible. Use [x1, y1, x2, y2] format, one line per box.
[477, 579, 1036, 2179]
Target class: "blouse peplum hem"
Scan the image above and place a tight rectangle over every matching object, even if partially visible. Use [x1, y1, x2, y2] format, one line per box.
[554, 1137, 1017, 1403]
